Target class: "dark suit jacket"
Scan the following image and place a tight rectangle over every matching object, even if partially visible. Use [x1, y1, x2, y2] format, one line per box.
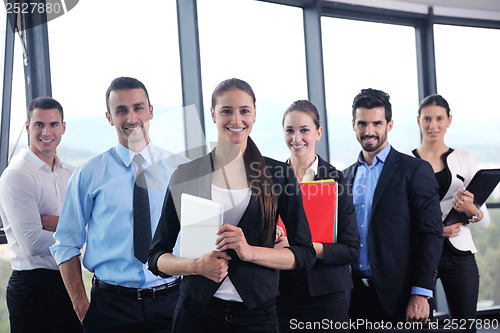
[279, 155, 359, 298]
[343, 147, 443, 318]
[148, 151, 315, 310]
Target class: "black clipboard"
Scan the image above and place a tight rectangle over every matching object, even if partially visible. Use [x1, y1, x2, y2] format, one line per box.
[443, 168, 500, 226]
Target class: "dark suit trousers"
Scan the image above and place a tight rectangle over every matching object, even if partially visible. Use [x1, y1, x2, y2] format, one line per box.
[172, 296, 279, 333]
[83, 283, 179, 333]
[349, 274, 402, 333]
[6, 268, 82, 333]
[277, 292, 350, 332]
[439, 254, 479, 333]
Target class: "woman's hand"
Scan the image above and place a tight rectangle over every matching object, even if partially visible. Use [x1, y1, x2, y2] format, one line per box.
[452, 190, 477, 217]
[274, 225, 289, 248]
[194, 250, 231, 283]
[216, 224, 254, 262]
[443, 222, 463, 238]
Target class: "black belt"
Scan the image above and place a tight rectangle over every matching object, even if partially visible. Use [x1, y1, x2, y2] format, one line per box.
[92, 276, 180, 300]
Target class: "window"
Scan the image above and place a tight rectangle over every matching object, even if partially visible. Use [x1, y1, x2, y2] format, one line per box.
[48, 0, 184, 166]
[322, 17, 420, 169]
[197, 0, 307, 160]
[435, 24, 500, 310]
[6, 32, 27, 162]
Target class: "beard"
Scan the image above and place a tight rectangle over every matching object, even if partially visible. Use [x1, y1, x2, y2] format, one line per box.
[358, 132, 388, 153]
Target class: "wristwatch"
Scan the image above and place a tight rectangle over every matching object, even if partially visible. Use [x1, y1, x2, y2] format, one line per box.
[469, 208, 480, 223]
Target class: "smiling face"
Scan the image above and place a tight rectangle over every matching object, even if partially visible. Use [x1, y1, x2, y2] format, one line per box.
[211, 88, 256, 152]
[353, 106, 393, 159]
[417, 104, 451, 143]
[283, 111, 322, 160]
[106, 88, 153, 152]
[26, 107, 66, 161]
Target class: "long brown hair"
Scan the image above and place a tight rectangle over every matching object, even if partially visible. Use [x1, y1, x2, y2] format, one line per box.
[211, 78, 277, 244]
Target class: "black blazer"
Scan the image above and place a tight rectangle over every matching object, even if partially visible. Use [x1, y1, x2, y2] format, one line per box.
[343, 147, 443, 318]
[279, 156, 359, 298]
[148, 151, 315, 310]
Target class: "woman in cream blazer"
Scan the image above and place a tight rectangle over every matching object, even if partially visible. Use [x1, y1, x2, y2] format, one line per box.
[413, 94, 490, 331]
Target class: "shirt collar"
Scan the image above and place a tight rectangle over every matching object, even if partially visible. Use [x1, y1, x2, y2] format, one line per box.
[115, 142, 154, 167]
[357, 143, 391, 166]
[286, 155, 318, 179]
[24, 147, 62, 171]
[308, 155, 319, 176]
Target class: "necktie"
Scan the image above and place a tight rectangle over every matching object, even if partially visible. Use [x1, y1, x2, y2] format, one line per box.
[133, 154, 151, 264]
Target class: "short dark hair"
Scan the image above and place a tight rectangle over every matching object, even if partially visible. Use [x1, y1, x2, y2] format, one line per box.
[27, 96, 64, 123]
[282, 100, 320, 129]
[418, 94, 451, 117]
[352, 88, 392, 122]
[105, 77, 150, 113]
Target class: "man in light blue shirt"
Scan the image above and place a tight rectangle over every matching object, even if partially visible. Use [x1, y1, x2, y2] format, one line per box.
[50, 77, 189, 332]
[344, 89, 443, 331]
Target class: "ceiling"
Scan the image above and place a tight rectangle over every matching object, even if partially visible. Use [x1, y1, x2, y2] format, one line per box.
[391, 0, 500, 12]
[329, 0, 500, 21]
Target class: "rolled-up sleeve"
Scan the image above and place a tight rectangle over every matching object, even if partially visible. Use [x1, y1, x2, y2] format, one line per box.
[0, 170, 54, 256]
[50, 167, 93, 265]
[276, 163, 315, 272]
[149, 173, 182, 277]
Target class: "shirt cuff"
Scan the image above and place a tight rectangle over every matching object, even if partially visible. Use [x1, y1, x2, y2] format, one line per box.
[411, 286, 433, 299]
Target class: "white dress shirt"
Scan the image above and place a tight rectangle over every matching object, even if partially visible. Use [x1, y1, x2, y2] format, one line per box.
[287, 155, 318, 182]
[0, 148, 74, 270]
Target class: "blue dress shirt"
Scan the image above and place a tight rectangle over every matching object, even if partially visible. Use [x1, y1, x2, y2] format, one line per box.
[352, 144, 390, 277]
[352, 143, 432, 298]
[51, 143, 189, 288]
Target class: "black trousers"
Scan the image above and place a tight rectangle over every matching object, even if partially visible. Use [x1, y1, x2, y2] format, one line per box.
[277, 291, 350, 332]
[439, 254, 479, 333]
[6, 268, 82, 333]
[172, 296, 279, 333]
[83, 281, 179, 333]
[349, 275, 403, 333]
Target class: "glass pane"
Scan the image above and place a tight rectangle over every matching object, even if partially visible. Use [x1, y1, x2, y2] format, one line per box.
[0, 10, 5, 132]
[7, 33, 27, 161]
[435, 24, 500, 309]
[48, 0, 184, 166]
[1, 10, 12, 333]
[322, 17, 420, 170]
[0, 243, 10, 332]
[197, 0, 307, 160]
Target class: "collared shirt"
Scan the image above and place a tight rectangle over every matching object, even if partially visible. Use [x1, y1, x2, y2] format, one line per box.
[352, 144, 433, 298]
[352, 144, 391, 277]
[286, 155, 318, 182]
[0, 148, 74, 271]
[50, 142, 189, 288]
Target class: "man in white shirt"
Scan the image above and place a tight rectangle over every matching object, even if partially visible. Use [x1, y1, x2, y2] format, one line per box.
[0, 97, 81, 332]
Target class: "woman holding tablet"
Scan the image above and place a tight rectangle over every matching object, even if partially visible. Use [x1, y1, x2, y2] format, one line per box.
[412, 94, 490, 329]
[276, 100, 359, 332]
[148, 79, 315, 333]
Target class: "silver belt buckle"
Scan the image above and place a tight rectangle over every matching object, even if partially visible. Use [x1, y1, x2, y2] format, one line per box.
[137, 288, 144, 301]
[361, 278, 370, 287]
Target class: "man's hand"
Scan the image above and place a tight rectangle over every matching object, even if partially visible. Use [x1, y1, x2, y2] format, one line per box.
[41, 215, 59, 232]
[58, 256, 89, 324]
[74, 297, 90, 324]
[406, 294, 430, 323]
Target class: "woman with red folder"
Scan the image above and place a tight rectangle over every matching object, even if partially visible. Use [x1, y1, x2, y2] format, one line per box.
[276, 100, 359, 332]
[412, 94, 490, 330]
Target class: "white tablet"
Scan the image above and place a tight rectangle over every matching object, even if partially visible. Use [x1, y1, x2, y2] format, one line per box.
[180, 193, 223, 259]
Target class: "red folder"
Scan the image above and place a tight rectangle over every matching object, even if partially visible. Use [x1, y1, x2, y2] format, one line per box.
[278, 180, 338, 243]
